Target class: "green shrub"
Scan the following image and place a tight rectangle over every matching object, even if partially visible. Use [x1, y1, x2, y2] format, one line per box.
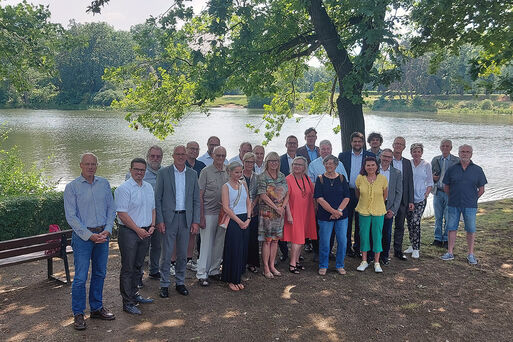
[480, 99, 493, 110]
[0, 192, 69, 241]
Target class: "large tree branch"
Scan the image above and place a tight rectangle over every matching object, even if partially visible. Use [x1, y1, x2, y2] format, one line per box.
[286, 41, 322, 60]
[307, 0, 352, 77]
[266, 31, 318, 54]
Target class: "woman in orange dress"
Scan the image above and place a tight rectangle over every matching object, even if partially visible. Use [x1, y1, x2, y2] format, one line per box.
[283, 156, 317, 273]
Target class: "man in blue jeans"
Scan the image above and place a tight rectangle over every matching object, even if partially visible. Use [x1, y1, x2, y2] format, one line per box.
[64, 153, 116, 330]
[440, 144, 487, 264]
[431, 139, 459, 248]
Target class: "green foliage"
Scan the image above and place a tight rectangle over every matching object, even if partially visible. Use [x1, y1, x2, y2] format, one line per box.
[480, 99, 493, 110]
[0, 192, 67, 241]
[0, 130, 54, 198]
[0, 1, 61, 92]
[55, 22, 136, 105]
[247, 95, 271, 108]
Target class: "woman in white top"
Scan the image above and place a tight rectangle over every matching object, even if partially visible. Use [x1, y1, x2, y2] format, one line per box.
[221, 162, 252, 291]
[405, 143, 434, 259]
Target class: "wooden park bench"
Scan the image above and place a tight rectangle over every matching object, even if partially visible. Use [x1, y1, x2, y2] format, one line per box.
[0, 230, 73, 284]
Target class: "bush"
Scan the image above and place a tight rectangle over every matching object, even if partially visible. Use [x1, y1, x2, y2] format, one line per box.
[480, 99, 493, 110]
[247, 94, 272, 108]
[0, 192, 69, 241]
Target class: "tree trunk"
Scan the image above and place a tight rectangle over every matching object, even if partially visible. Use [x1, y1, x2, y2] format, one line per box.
[337, 94, 365, 152]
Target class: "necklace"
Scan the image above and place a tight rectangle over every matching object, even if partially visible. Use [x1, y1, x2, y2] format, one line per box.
[294, 174, 307, 197]
[325, 172, 337, 187]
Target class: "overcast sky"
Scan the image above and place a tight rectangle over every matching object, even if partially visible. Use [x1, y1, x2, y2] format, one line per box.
[3, 0, 205, 30]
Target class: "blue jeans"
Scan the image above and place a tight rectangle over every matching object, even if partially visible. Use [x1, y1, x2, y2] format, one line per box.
[433, 190, 449, 242]
[447, 207, 477, 233]
[71, 232, 109, 315]
[318, 218, 348, 269]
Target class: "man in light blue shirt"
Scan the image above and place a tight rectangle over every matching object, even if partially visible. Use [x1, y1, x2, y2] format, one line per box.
[308, 140, 348, 182]
[64, 153, 116, 330]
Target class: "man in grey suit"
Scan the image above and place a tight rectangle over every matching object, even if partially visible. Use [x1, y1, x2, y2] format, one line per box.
[392, 137, 414, 261]
[431, 139, 459, 248]
[155, 145, 200, 298]
[377, 149, 403, 265]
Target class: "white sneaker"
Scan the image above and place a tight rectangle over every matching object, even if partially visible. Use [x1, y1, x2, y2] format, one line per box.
[186, 259, 198, 271]
[170, 263, 176, 276]
[412, 250, 420, 259]
[404, 246, 414, 254]
[357, 261, 369, 272]
[374, 263, 383, 273]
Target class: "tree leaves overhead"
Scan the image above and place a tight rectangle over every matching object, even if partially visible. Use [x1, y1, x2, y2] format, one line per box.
[0, 1, 61, 91]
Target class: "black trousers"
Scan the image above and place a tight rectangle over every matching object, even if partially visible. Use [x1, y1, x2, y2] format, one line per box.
[346, 188, 360, 252]
[393, 203, 407, 253]
[118, 225, 150, 305]
[247, 216, 260, 267]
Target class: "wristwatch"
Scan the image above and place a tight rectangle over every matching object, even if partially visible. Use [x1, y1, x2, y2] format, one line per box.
[337, 208, 343, 213]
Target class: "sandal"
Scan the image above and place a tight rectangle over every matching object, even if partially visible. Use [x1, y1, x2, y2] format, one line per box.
[271, 269, 282, 277]
[247, 265, 258, 273]
[237, 283, 245, 290]
[263, 272, 274, 279]
[289, 265, 300, 274]
[318, 268, 327, 275]
[296, 263, 305, 270]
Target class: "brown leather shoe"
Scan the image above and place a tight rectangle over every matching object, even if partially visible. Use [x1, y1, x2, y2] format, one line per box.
[90, 307, 115, 320]
[73, 314, 86, 330]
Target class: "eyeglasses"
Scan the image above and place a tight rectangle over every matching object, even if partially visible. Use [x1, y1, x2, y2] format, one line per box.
[132, 168, 146, 173]
[82, 163, 97, 167]
[149, 154, 162, 159]
[244, 160, 255, 163]
[268, 160, 279, 163]
[215, 154, 226, 157]
[292, 163, 305, 167]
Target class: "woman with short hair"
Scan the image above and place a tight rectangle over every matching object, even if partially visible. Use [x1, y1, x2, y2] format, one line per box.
[283, 156, 317, 274]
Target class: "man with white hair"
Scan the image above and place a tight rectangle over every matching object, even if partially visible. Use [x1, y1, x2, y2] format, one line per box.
[441, 144, 487, 264]
[64, 153, 116, 330]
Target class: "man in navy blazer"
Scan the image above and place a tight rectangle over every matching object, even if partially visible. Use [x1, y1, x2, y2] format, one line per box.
[391, 137, 414, 261]
[296, 127, 320, 164]
[155, 145, 200, 298]
[338, 132, 375, 256]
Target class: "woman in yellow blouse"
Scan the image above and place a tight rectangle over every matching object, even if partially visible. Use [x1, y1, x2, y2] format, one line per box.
[355, 157, 388, 273]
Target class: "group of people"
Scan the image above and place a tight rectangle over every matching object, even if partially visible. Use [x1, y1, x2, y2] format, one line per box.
[63, 128, 487, 331]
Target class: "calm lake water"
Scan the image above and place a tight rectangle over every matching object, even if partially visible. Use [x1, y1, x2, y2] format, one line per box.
[1, 107, 512, 215]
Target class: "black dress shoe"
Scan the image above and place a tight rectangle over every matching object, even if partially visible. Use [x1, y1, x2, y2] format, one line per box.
[90, 307, 115, 320]
[394, 252, 407, 261]
[346, 249, 356, 258]
[176, 285, 189, 296]
[380, 258, 390, 266]
[431, 240, 442, 247]
[148, 272, 161, 279]
[442, 241, 448, 249]
[123, 304, 142, 315]
[159, 287, 169, 298]
[73, 314, 86, 330]
[135, 295, 154, 304]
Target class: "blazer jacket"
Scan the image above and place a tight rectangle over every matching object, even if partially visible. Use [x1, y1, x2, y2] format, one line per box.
[431, 154, 460, 194]
[280, 153, 292, 176]
[385, 166, 403, 215]
[155, 164, 200, 228]
[397, 157, 414, 206]
[338, 150, 376, 182]
[296, 145, 320, 164]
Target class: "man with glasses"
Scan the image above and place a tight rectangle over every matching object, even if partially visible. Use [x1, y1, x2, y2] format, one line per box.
[196, 146, 229, 286]
[115, 158, 155, 315]
[297, 127, 320, 164]
[156, 146, 200, 298]
[64, 153, 116, 330]
[391, 136, 414, 261]
[198, 136, 228, 166]
[441, 145, 487, 264]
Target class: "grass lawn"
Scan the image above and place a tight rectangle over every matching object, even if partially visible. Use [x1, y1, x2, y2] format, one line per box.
[1, 198, 512, 341]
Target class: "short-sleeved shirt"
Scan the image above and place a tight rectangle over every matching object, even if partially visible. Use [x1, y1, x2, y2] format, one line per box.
[355, 174, 388, 216]
[115, 177, 155, 227]
[198, 164, 228, 214]
[443, 161, 487, 208]
[186, 159, 206, 178]
[314, 174, 351, 221]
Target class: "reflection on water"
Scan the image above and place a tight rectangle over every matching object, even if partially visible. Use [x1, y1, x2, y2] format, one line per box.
[1, 108, 512, 215]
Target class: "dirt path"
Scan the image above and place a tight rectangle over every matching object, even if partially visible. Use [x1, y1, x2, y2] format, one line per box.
[1, 200, 512, 341]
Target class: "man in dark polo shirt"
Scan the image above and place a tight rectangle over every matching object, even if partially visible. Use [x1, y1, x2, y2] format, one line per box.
[440, 144, 487, 264]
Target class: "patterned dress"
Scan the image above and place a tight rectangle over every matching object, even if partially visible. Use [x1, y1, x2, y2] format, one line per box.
[257, 171, 288, 241]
